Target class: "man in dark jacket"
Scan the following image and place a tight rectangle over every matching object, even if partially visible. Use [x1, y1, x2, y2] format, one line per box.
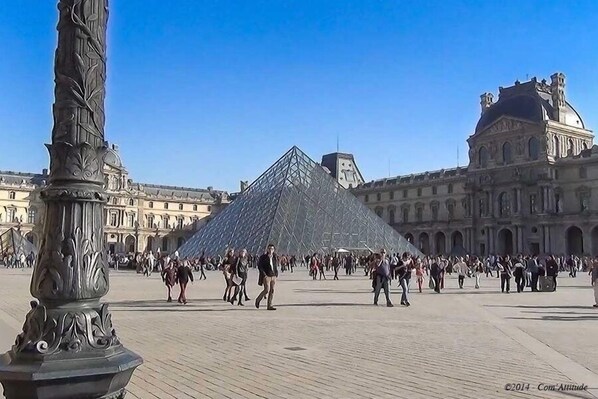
[546, 255, 559, 291]
[177, 260, 194, 304]
[256, 244, 279, 310]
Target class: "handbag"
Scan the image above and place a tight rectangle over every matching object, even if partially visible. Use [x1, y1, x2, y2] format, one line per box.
[232, 275, 242, 286]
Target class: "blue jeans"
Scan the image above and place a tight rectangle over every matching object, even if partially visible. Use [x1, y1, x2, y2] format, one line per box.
[399, 278, 409, 304]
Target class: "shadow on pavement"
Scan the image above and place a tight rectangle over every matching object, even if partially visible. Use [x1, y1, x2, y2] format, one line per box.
[277, 302, 371, 308]
[293, 288, 374, 294]
[485, 304, 594, 310]
[110, 299, 223, 307]
[506, 315, 598, 322]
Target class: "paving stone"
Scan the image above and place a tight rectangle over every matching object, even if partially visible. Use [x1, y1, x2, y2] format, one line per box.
[0, 269, 596, 398]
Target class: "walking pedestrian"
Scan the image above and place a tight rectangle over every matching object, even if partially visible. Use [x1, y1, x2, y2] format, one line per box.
[198, 251, 207, 280]
[373, 250, 393, 307]
[222, 249, 235, 302]
[546, 255, 559, 292]
[513, 257, 525, 293]
[256, 244, 279, 310]
[161, 259, 177, 302]
[231, 249, 250, 306]
[499, 256, 512, 293]
[590, 256, 598, 308]
[455, 257, 468, 289]
[176, 260, 194, 304]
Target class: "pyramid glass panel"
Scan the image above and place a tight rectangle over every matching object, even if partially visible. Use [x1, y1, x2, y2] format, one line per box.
[179, 147, 421, 258]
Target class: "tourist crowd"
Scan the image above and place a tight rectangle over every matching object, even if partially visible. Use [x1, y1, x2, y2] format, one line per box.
[116, 247, 598, 310]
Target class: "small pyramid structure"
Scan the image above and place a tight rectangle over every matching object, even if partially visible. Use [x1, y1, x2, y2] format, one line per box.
[179, 147, 420, 257]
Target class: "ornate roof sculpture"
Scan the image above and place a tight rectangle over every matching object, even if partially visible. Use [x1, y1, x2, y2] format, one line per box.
[178, 146, 420, 257]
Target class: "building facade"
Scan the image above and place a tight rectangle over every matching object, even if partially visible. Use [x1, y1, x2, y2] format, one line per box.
[0, 144, 229, 255]
[351, 73, 598, 257]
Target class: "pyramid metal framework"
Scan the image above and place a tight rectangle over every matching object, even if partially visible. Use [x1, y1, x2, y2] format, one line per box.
[179, 147, 420, 258]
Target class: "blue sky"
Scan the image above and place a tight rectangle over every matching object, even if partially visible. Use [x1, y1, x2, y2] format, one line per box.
[1, 1, 598, 192]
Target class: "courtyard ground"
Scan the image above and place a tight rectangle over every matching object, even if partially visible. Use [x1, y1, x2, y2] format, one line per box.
[0, 268, 596, 399]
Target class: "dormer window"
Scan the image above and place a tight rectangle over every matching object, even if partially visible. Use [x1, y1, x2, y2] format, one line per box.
[528, 137, 540, 160]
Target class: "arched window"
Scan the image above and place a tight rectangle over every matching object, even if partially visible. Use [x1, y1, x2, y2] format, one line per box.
[502, 142, 512, 164]
[389, 208, 395, 224]
[402, 208, 409, 223]
[554, 136, 561, 158]
[112, 197, 118, 205]
[583, 142, 589, 150]
[568, 138, 574, 156]
[9, 191, 15, 200]
[148, 201, 154, 208]
[193, 204, 198, 211]
[528, 137, 540, 160]
[128, 198, 134, 206]
[162, 237, 169, 252]
[27, 207, 37, 224]
[478, 146, 489, 168]
[447, 183, 453, 194]
[178, 203, 183, 210]
[431, 203, 439, 221]
[499, 192, 511, 217]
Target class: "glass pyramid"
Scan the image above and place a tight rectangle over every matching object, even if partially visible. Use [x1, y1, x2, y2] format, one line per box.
[0, 228, 37, 256]
[179, 146, 420, 257]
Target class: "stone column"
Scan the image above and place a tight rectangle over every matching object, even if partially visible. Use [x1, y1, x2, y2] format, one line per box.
[0, 2, 142, 398]
[517, 226, 524, 254]
[516, 188, 522, 214]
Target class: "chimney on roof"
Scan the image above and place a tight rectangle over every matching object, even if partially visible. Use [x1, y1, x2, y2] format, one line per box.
[207, 186, 213, 191]
[42, 168, 48, 176]
[240, 180, 249, 193]
[550, 72, 566, 123]
[480, 93, 494, 114]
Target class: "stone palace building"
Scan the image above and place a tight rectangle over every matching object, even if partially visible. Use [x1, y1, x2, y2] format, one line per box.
[349, 73, 597, 257]
[0, 144, 229, 255]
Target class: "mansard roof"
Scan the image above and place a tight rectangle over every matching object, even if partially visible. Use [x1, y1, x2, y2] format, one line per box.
[475, 78, 585, 134]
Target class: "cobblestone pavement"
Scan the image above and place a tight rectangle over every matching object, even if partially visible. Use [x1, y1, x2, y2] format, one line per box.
[0, 268, 597, 399]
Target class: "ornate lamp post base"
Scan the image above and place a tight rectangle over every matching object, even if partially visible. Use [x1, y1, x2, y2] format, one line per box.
[0, 345, 140, 399]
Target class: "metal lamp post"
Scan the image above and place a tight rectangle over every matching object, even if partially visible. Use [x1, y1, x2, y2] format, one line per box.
[0, 1, 142, 398]
[134, 221, 139, 254]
